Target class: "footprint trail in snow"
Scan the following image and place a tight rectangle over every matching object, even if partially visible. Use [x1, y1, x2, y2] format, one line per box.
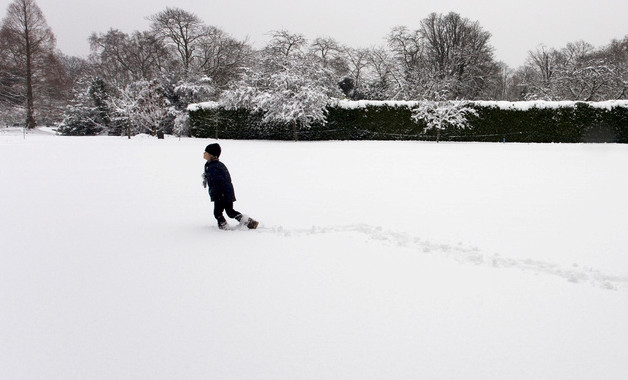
[254, 223, 628, 291]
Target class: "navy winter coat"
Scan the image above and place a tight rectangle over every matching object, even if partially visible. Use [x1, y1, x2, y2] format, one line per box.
[204, 159, 236, 202]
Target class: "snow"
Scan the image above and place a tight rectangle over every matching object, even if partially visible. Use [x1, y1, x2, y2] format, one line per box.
[333, 99, 420, 109]
[2, 129, 628, 379]
[187, 101, 220, 112]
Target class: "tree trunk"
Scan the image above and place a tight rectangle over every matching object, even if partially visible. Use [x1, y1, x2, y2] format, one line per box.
[23, 3, 35, 129]
[292, 120, 299, 141]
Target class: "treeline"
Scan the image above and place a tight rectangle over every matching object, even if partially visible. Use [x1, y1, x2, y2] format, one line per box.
[1, 0, 626, 135]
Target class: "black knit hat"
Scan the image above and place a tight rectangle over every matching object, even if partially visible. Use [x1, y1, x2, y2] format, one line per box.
[205, 143, 221, 157]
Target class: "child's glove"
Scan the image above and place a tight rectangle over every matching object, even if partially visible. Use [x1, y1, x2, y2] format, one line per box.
[202, 173, 207, 188]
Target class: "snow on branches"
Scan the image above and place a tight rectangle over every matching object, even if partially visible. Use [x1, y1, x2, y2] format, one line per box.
[221, 51, 336, 140]
[411, 97, 478, 142]
[109, 80, 170, 137]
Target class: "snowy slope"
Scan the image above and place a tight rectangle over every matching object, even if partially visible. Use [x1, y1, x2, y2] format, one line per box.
[1, 130, 628, 379]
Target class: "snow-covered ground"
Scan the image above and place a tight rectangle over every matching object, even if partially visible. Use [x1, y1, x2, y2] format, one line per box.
[2, 128, 628, 379]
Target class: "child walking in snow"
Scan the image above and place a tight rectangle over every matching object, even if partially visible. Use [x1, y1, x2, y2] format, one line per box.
[202, 143, 258, 230]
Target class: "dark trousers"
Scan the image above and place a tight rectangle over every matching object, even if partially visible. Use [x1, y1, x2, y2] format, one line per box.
[213, 200, 241, 224]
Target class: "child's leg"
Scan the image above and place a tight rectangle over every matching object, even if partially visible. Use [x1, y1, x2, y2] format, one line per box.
[225, 202, 258, 229]
[223, 202, 242, 220]
[213, 202, 227, 227]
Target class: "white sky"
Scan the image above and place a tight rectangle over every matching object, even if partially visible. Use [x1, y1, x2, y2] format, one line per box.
[1, 0, 627, 68]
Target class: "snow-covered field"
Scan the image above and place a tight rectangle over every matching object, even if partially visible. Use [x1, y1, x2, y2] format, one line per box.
[2, 128, 628, 379]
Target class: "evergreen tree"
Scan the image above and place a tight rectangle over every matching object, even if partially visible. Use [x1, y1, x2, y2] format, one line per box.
[58, 77, 112, 135]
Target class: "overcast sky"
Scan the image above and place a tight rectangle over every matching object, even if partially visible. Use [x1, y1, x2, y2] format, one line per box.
[1, 0, 627, 67]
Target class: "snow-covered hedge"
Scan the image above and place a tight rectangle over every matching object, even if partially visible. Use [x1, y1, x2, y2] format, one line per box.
[188, 100, 628, 143]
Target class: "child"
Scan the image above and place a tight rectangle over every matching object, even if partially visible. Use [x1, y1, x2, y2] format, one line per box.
[202, 143, 258, 230]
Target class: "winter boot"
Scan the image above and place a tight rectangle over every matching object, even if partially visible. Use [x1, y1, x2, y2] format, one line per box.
[246, 218, 259, 229]
[237, 214, 259, 229]
[217, 217, 228, 230]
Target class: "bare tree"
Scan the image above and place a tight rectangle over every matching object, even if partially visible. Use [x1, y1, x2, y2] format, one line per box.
[418, 12, 498, 99]
[491, 62, 515, 100]
[556, 41, 611, 101]
[0, 0, 56, 128]
[366, 46, 401, 99]
[309, 37, 350, 90]
[89, 29, 170, 85]
[89, 29, 130, 84]
[37, 52, 73, 125]
[148, 7, 205, 77]
[0, 36, 23, 107]
[520, 38, 626, 101]
[265, 30, 307, 58]
[345, 47, 370, 91]
[386, 14, 498, 100]
[124, 31, 171, 80]
[57, 53, 90, 88]
[309, 37, 342, 66]
[601, 36, 628, 99]
[386, 26, 434, 99]
[387, 26, 424, 71]
[196, 26, 253, 89]
[523, 45, 560, 99]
